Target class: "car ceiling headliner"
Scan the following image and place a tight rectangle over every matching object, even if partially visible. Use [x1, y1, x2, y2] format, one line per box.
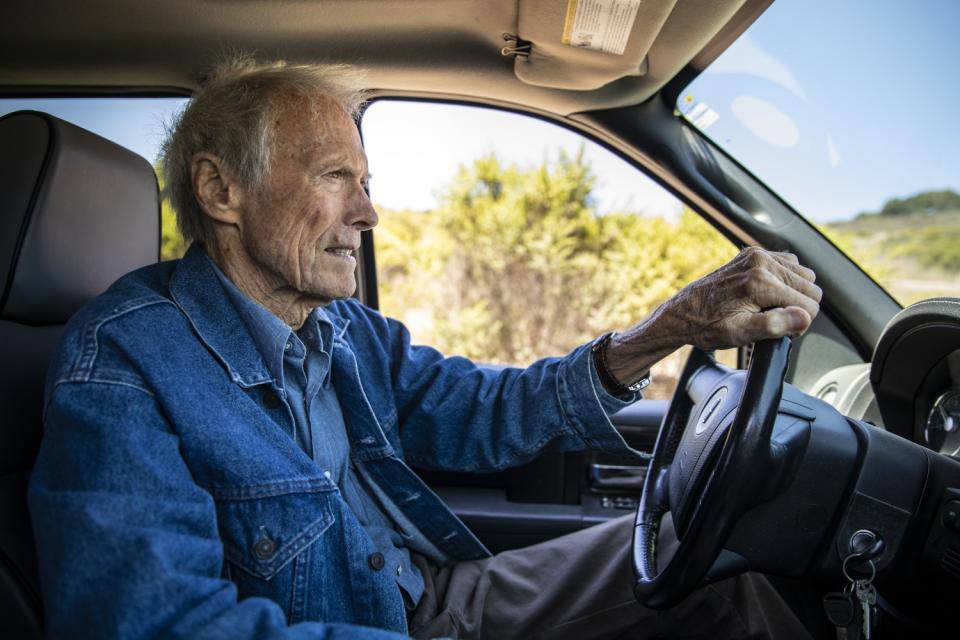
[2, 0, 769, 116]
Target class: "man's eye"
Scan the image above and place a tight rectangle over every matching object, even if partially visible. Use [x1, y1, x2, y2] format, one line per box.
[326, 170, 347, 180]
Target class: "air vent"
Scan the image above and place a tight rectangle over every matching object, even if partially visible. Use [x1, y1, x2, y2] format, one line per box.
[817, 382, 839, 406]
[740, 342, 754, 369]
[942, 545, 960, 578]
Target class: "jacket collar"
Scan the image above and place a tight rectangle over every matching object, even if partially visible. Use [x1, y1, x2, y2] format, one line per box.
[168, 244, 349, 387]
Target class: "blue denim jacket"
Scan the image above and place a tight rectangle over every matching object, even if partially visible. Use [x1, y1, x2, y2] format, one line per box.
[28, 245, 637, 639]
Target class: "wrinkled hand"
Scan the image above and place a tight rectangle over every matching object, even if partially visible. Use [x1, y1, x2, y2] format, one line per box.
[605, 247, 821, 386]
[661, 246, 822, 350]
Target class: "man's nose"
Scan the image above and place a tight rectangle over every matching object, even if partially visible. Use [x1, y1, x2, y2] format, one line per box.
[347, 182, 379, 230]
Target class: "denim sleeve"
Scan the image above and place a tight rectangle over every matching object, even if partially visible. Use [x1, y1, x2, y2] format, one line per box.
[589, 351, 642, 415]
[28, 382, 408, 640]
[383, 317, 641, 473]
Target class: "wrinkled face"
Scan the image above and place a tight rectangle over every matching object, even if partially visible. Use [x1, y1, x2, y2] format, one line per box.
[238, 95, 377, 303]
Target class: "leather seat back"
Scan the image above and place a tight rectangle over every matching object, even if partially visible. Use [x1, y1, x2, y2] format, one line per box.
[0, 110, 160, 637]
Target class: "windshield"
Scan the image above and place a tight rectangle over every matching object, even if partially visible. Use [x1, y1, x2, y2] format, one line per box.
[679, 0, 960, 306]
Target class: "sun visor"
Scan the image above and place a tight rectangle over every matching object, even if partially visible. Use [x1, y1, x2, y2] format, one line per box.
[512, 0, 678, 91]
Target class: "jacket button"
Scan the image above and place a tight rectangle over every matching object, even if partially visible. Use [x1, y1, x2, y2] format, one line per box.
[253, 536, 277, 560]
[263, 391, 281, 409]
[368, 552, 385, 571]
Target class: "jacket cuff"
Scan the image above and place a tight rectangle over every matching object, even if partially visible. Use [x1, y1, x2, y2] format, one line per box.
[556, 341, 644, 457]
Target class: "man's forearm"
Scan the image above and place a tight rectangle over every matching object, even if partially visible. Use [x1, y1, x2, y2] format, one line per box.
[604, 302, 683, 388]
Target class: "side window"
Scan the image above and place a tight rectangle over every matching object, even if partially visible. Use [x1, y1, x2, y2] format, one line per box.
[361, 100, 738, 399]
[0, 97, 189, 261]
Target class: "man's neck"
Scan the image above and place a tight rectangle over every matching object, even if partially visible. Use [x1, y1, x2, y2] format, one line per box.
[204, 238, 327, 329]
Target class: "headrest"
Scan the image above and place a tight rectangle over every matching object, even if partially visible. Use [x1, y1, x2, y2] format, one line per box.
[0, 111, 159, 325]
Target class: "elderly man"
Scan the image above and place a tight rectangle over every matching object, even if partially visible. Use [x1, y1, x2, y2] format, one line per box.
[29, 59, 821, 639]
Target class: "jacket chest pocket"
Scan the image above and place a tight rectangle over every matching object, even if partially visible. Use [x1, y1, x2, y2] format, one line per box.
[211, 480, 336, 619]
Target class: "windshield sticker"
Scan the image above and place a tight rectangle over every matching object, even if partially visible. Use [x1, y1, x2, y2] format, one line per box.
[561, 0, 643, 55]
[679, 94, 720, 130]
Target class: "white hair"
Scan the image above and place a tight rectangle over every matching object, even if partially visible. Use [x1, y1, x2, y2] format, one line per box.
[161, 56, 369, 247]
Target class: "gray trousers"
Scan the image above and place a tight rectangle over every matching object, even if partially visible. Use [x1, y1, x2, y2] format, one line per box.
[408, 515, 813, 640]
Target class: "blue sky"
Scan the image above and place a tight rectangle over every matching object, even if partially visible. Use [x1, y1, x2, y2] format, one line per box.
[3, 1, 955, 223]
[683, 0, 960, 220]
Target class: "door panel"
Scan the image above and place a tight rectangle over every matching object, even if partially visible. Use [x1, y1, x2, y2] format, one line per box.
[415, 400, 665, 553]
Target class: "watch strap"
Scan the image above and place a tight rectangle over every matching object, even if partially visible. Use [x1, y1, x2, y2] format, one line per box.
[591, 332, 651, 397]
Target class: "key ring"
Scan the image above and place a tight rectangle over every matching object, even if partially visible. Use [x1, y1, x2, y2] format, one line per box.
[842, 552, 876, 584]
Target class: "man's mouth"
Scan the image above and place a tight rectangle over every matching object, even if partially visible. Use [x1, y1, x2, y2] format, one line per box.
[325, 246, 358, 262]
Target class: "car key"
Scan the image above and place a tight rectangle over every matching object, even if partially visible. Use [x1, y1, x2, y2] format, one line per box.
[853, 579, 878, 639]
[823, 589, 856, 628]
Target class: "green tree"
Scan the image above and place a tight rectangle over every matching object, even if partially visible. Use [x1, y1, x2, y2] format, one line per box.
[156, 163, 189, 260]
[376, 150, 737, 365]
[875, 189, 960, 217]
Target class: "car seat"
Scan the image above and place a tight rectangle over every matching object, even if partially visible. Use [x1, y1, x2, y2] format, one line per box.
[0, 110, 160, 637]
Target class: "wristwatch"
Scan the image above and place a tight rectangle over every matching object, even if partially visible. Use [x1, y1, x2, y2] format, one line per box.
[591, 331, 652, 396]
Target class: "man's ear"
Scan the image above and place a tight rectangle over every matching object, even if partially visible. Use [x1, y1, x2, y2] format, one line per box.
[191, 153, 245, 226]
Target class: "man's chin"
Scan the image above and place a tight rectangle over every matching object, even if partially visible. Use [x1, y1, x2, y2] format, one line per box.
[305, 280, 357, 306]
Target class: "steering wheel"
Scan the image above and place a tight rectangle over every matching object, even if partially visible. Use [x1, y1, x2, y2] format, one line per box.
[632, 337, 793, 609]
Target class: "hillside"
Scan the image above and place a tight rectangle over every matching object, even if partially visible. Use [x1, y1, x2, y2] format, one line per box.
[823, 206, 960, 305]
[857, 189, 960, 218]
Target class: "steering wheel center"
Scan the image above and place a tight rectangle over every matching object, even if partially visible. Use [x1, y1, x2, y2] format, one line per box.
[668, 383, 737, 535]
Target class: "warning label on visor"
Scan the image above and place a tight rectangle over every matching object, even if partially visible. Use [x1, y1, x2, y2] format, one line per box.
[561, 0, 643, 56]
